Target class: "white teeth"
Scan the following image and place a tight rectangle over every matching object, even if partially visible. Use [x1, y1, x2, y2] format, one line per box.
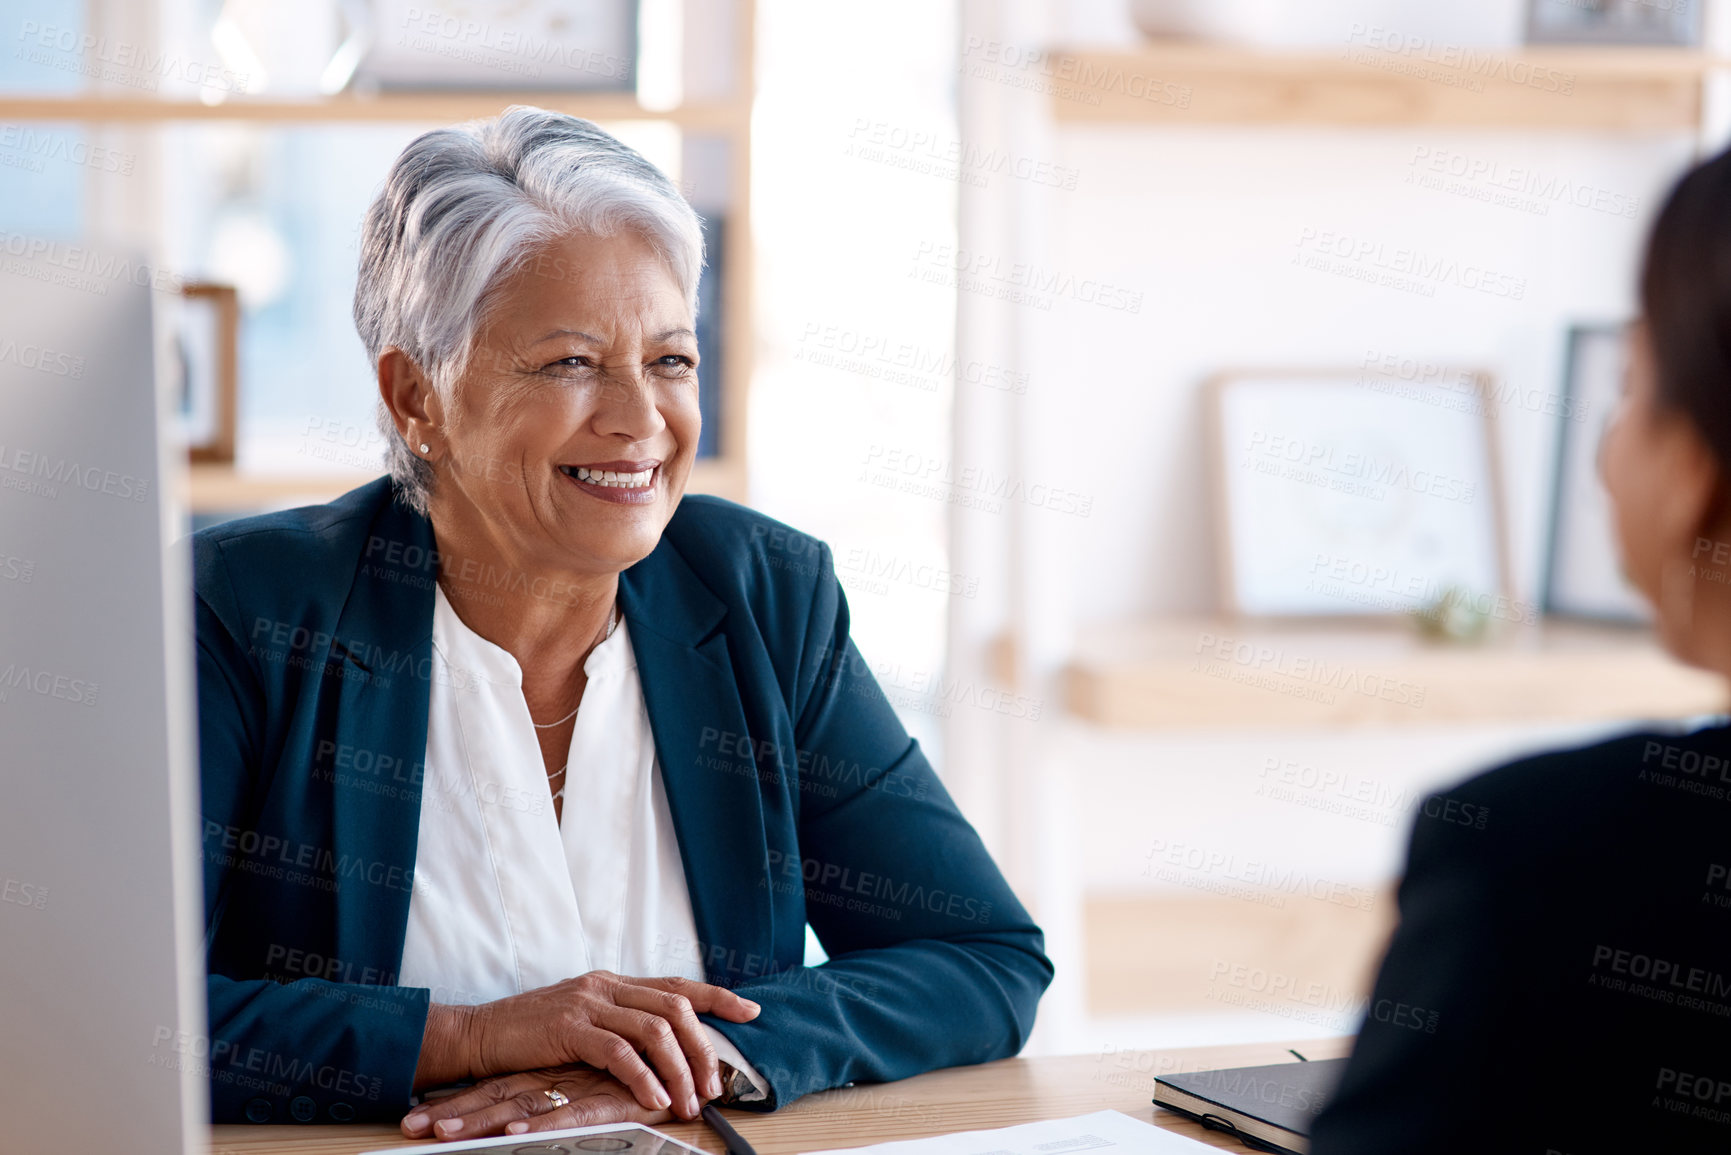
[573, 466, 654, 488]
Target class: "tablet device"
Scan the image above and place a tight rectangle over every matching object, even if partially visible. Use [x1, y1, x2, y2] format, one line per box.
[358, 1120, 711, 1155]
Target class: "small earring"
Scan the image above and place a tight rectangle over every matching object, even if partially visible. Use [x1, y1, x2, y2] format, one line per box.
[419, 443, 430, 454]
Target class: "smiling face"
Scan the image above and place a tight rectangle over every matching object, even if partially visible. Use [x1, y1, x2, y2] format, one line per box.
[424, 229, 700, 579]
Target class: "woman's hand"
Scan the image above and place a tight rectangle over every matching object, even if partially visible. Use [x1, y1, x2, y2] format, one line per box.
[401, 1064, 667, 1142]
[439, 971, 760, 1120]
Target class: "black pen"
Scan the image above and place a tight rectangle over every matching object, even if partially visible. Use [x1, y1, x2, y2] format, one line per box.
[700, 1102, 759, 1155]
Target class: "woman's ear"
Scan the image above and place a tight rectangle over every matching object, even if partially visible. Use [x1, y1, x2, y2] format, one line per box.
[1664, 413, 1726, 562]
[379, 348, 445, 455]
[1691, 468, 1731, 568]
[1652, 420, 1731, 669]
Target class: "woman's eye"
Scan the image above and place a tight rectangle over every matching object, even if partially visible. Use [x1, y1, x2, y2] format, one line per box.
[540, 356, 595, 378]
[653, 355, 696, 377]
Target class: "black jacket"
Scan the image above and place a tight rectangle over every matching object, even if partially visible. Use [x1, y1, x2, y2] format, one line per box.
[1313, 721, 1731, 1154]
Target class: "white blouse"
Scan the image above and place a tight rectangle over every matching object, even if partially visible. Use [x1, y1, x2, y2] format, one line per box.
[398, 585, 764, 1098]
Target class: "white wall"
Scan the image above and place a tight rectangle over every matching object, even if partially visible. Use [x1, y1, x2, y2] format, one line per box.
[953, 0, 1720, 1056]
[1047, 127, 1692, 631]
[747, 0, 965, 770]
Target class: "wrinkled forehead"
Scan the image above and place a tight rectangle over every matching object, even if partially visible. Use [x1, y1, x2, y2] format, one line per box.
[478, 230, 694, 351]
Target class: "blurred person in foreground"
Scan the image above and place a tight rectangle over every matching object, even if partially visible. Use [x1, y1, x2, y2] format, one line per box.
[193, 106, 1049, 1141]
[1313, 146, 1731, 1154]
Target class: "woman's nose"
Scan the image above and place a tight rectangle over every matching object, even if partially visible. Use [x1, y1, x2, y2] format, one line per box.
[592, 368, 666, 438]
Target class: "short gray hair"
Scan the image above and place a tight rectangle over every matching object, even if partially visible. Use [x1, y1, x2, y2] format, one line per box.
[354, 105, 704, 514]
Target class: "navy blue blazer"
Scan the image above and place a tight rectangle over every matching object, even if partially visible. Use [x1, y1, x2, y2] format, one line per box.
[193, 477, 1050, 1125]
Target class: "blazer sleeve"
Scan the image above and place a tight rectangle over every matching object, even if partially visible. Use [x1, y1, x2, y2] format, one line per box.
[1309, 790, 1510, 1154]
[195, 548, 430, 1124]
[700, 541, 1053, 1108]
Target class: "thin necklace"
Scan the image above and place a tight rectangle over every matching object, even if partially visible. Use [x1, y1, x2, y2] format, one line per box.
[530, 603, 621, 730]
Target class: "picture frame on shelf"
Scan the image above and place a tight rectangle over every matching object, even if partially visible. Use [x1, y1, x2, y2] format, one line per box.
[1541, 324, 1652, 623]
[694, 212, 726, 459]
[354, 0, 640, 91]
[1206, 367, 1512, 620]
[169, 283, 240, 465]
[1525, 0, 1702, 47]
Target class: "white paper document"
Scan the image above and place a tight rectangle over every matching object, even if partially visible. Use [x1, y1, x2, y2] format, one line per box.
[801, 1108, 1212, 1155]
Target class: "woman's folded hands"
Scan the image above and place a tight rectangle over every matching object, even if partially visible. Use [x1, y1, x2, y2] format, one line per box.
[404, 970, 761, 1142]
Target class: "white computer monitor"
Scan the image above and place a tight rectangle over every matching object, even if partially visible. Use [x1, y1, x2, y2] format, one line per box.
[0, 242, 208, 1153]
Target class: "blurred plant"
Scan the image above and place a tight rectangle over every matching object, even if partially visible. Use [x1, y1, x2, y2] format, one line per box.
[1412, 584, 1494, 642]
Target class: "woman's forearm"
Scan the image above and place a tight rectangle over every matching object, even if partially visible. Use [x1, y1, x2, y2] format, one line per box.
[705, 933, 1050, 1110]
[414, 1002, 478, 1091]
[205, 973, 433, 1122]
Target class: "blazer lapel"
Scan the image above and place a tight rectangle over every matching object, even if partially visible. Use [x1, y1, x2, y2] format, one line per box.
[311, 485, 775, 988]
[324, 488, 435, 984]
[619, 543, 775, 985]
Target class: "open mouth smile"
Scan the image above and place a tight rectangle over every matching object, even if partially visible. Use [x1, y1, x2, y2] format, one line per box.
[556, 460, 660, 505]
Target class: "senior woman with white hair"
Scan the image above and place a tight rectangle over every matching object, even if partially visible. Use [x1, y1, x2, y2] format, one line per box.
[193, 106, 1050, 1142]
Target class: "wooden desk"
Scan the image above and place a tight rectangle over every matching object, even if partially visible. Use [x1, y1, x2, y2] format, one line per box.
[210, 1038, 1352, 1155]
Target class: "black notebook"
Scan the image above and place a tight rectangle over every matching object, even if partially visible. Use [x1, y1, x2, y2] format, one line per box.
[1152, 1057, 1347, 1155]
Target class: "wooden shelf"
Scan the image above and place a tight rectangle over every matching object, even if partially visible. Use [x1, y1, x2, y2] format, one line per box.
[33, 0, 759, 512]
[185, 458, 746, 514]
[1064, 616, 1727, 729]
[0, 92, 746, 129]
[184, 465, 374, 513]
[1049, 45, 1718, 129]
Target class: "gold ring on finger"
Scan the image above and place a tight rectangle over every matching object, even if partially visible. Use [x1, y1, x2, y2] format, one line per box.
[544, 1088, 571, 1111]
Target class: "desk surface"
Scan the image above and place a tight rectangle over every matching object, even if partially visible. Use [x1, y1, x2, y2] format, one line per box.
[210, 1037, 1353, 1155]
